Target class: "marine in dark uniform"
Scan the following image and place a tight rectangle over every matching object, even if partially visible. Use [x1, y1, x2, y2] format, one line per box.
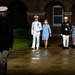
[0, 6, 14, 75]
[61, 17, 71, 49]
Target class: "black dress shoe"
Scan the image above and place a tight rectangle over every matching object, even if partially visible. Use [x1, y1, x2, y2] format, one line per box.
[72, 45, 75, 48]
[63, 47, 66, 50]
[66, 47, 68, 49]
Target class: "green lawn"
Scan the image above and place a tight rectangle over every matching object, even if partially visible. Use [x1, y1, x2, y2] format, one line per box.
[12, 37, 32, 50]
[11, 29, 43, 50]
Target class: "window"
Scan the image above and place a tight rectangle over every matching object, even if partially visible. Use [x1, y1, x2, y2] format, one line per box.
[53, 6, 63, 26]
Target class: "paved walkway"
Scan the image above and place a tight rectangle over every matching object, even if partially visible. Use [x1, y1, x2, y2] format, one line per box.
[7, 37, 75, 75]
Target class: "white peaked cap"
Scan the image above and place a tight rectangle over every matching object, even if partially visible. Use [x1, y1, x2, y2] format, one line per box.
[64, 16, 68, 19]
[0, 6, 8, 12]
[34, 15, 39, 18]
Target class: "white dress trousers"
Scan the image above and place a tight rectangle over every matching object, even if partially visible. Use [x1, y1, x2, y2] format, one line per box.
[62, 35, 69, 47]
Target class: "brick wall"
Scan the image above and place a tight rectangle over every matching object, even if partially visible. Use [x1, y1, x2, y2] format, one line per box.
[0, 0, 75, 34]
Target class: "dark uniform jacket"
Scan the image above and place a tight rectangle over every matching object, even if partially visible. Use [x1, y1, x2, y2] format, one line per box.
[61, 22, 71, 35]
[0, 16, 14, 51]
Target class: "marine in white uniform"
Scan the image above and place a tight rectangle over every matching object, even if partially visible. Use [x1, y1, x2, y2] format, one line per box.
[31, 15, 42, 50]
[61, 17, 71, 49]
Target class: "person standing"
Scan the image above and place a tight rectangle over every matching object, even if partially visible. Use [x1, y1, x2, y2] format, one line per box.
[31, 15, 42, 50]
[61, 17, 71, 50]
[0, 6, 14, 75]
[42, 19, 52, 48]
[71, 22, 75, 48]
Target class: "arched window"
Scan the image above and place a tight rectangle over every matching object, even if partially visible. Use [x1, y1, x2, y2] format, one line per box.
[53, 5, 63, 26]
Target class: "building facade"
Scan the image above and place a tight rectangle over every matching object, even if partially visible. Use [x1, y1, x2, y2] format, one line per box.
[0, 0, 75, 34]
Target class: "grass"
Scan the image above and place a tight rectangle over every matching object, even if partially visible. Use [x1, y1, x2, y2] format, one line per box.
[12, 37, 32, 50]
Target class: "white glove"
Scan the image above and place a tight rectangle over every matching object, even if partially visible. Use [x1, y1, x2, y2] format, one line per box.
[61, 34, 62, 36]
